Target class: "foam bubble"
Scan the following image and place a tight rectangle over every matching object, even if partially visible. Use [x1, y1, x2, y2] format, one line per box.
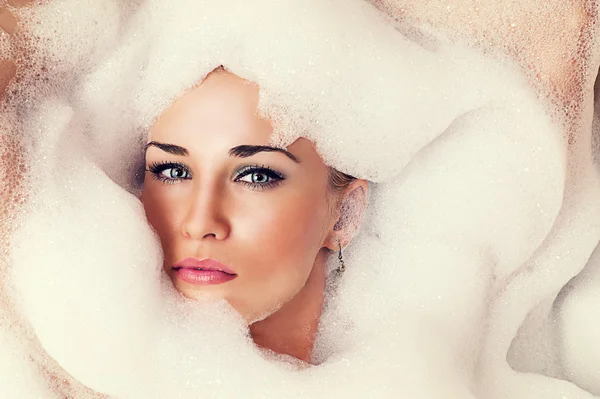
[1, 1, 600, 398]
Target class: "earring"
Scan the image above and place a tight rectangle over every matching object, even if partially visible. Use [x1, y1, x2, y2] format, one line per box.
[337, 242, 346, 273]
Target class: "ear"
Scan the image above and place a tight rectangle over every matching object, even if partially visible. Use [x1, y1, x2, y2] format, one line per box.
[324, 179, 369, 251]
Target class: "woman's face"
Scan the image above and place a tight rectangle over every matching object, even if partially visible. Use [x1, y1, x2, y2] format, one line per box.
[142, 70, 339, 322]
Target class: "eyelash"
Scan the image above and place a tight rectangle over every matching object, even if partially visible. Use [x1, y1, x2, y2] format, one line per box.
[233, 165, 285, 190]
[145, 162, 285, 190]
[147, 161, 191, 184]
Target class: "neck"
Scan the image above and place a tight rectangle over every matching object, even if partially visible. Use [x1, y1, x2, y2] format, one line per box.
[249, 250, 327, 363]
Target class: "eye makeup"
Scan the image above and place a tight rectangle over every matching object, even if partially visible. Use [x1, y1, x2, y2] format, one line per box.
[146, 161, 192, 184]
[233, 164, 286, 191]
[146, 160, 286, 191]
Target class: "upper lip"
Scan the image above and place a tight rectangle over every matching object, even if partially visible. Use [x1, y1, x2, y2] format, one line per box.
[172, 258, 237, 275]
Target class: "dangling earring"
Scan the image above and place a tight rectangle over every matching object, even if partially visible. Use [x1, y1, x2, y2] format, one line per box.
[337, 242, 346, 273]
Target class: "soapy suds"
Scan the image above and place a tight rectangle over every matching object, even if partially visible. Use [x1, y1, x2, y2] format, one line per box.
[1, 1, 600, 398]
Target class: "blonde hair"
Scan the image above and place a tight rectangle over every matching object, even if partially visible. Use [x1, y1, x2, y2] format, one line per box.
[327, 167, 355, 192]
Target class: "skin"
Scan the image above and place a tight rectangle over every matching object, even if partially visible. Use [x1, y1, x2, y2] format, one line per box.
[0, 4, 110, 397]
[0, 14, 16, 100]
[372, 0, 593, 121]
[0, 6, 17, 34]
[0, 0, 592, 386]
[142, 69, 368, 362]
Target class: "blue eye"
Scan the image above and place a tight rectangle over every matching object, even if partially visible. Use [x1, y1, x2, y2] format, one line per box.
[161, 167, 189, 179]
[238, 171, 270, 184]
[147, 162, 191, 184]
[234, 166, 284, 190]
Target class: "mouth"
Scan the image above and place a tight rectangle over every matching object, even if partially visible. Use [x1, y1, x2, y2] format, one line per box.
[172, 266, 236, 275]
[172, 258, 237, 285]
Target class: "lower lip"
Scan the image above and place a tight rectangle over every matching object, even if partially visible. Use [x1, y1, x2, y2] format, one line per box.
[174, 268, 237, 285]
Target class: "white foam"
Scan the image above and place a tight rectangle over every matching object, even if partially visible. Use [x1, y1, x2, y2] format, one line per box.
[0, 324, 60, 399]
[1, 0, 600, 398]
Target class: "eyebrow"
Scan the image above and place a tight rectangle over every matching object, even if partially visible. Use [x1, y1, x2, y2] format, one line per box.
[145, 141, 188, 156]
[145, 141, 299, 163]
[228, 145, 300, 163]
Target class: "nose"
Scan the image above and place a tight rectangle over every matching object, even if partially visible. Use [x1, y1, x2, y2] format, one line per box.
[181, 182, 231, 241]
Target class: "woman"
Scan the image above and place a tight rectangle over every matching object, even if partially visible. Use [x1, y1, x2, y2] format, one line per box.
[1, 1, 596, 398]
[142, 67, 369, 363]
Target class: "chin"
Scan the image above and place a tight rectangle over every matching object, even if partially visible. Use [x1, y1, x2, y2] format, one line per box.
[243, 301, 285, 325]
[246, 310, 272, 324]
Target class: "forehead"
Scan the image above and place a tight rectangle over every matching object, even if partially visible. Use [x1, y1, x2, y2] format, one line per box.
[149, 70, 273, 147]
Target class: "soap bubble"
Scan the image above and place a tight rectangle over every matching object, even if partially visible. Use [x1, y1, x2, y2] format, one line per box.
[1, 0, 599, 398]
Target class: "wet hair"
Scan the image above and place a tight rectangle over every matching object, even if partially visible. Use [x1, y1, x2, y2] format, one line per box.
[328, 167, 360, 234]
[210, 67, 357, 195]
[327, 167, 355, 192]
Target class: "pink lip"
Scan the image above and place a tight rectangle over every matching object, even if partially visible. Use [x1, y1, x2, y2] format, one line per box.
[172, 258, 237, 285]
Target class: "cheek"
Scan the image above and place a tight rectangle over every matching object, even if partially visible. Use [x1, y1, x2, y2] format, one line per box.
[142, 184, 181, 247]
[230, 191, 330, 316]
[239, 191, 330, 271]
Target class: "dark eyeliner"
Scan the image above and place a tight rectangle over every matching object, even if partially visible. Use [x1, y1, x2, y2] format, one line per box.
[233, 165, 285, 190]
[146, 161, 191, 184]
